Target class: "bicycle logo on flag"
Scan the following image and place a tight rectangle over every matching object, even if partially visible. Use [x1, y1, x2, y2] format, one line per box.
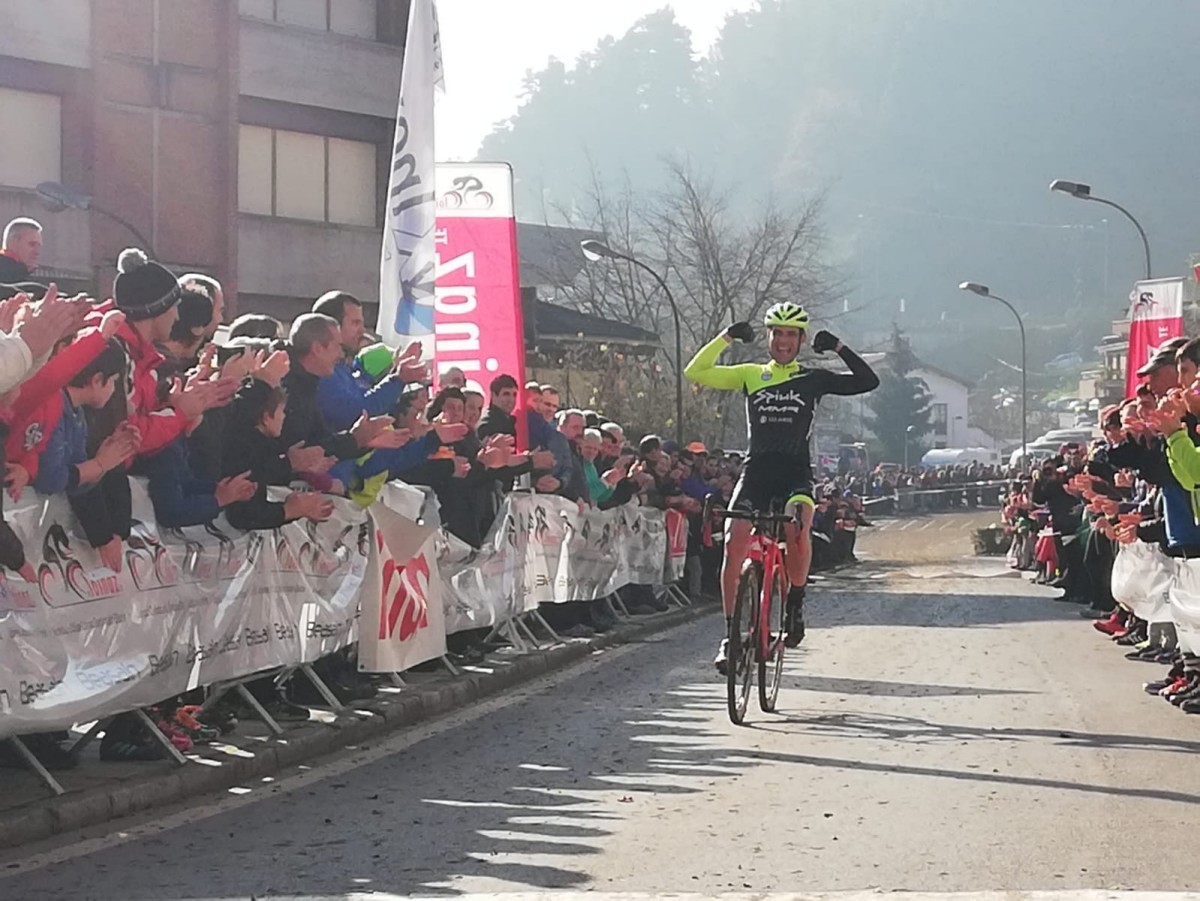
[440, 175, 494, 211]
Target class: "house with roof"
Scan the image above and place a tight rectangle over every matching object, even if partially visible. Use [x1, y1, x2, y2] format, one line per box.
[859, 352, 998, 450]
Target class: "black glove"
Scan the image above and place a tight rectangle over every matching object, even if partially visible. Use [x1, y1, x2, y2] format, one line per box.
[725, 321, 756, 343]
[812, 329, 840, 354]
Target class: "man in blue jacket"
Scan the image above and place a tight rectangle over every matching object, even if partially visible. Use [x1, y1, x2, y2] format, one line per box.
[313, 290, 428, 431]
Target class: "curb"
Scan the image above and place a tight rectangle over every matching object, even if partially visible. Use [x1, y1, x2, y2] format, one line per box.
[0, 601, 717, 851]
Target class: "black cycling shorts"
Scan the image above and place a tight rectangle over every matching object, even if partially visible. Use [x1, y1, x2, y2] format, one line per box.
[729, 456, 816, 515]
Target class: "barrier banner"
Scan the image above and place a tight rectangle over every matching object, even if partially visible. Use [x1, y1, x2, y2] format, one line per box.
[665, 509, 688, 582]
[516, 495, 668, 605]
[0, 484, 369, 741]
[617, 503, 669, 590]
[437, 500, 527, 634]
[1, 479, 686, 732]
[358, 483, 447, 673]
[432, 495, 672, 629]
[1112, 541, 1172, 625]
[1169, 557, 1200, 654]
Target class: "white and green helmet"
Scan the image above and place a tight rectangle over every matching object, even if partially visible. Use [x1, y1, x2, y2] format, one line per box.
[763, 302, 810, 330]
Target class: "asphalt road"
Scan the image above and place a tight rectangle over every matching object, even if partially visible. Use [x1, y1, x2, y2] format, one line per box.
[4, 514, 1200, 900]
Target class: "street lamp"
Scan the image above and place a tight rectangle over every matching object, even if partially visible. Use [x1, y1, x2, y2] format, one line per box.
[904, 424, 916, 470]
[35, 181, 156, 258]
[1049, 179, 1150, 279]
[580, 239, 683, 445]
[959, 281, 1027, 466]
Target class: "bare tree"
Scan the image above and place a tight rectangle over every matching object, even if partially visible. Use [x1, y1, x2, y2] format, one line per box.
[546, 160, 840, 445]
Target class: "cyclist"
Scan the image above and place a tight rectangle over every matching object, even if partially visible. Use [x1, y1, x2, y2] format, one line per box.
[684, 303, 879, 672]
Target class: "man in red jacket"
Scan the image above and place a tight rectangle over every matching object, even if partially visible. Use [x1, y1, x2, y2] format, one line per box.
[105, 248, 235, 456]
[74, 249, 236, 570]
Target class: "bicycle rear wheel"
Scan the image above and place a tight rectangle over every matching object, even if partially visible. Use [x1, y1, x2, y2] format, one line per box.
[758, 564, 788, 712]
[727, 561, 760, 725]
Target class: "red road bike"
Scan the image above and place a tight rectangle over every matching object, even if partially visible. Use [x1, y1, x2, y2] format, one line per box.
[715, 504, 794, 725]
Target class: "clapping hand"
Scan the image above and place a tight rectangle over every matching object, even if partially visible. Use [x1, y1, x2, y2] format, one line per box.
[393, 341, 429, 382]
[94, 422, 142, 471]
[284, 491, 334, 523]
[287, 442, 334, 474]
[99, 309, 126, 341]
[432, 419, 469, 444]
[368, 427, 413, 450]
[5, 463, 30, 503]
[252, 348, 290, 387]
[350, 411, 398, 448]
[477, 434, 514, 469]
[1144, 395, 1186, 435]
[17, 285, 91, 359]
[215, 471, 256, 506]
[530, 449, 556, 471]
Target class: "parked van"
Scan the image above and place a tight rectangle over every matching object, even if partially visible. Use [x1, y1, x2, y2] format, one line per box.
[920, 447, 1001, 468]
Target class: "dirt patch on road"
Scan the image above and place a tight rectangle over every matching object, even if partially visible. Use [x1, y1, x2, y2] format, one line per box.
[855, 509, 1004, 565]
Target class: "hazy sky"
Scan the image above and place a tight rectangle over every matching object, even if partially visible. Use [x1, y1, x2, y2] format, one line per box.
[435, 0, 754, 160]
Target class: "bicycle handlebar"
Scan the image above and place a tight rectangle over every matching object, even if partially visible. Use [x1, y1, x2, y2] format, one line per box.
[709, 507, 797, 525]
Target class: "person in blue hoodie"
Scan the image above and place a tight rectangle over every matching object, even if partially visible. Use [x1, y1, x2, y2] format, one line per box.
[312, 291, 427, 432]
[35, 342, 140, 499]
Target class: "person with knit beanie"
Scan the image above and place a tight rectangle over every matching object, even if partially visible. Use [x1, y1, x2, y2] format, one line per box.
[100, 249, 236, 457]
[74, 249, 237, 571]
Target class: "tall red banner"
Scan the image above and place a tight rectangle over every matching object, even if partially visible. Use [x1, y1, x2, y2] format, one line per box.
[433, 163, 527, 410]
[1126, 278, 1185, 397]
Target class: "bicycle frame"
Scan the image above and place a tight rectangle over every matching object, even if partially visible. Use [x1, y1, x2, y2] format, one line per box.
[713, 498, 795, 659]
[746, 524, 789, 663]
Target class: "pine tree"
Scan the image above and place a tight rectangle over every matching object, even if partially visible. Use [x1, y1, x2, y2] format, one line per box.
[866, 325, 934, 465]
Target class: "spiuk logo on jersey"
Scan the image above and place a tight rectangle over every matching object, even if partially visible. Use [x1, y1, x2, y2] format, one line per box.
[752, 387, 809, 414]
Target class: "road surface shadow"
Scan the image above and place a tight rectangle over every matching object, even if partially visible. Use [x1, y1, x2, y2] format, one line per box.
[3, 618, 1197, 900]
[746, 708, 1200, 756]
[812, 589, 1081, 629]
[786, 674, 1032, 698]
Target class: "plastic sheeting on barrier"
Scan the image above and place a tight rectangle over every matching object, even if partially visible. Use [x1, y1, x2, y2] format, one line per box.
[0, 478, 693, 729]
[0, 482, 369, 741]
[1168, 556, 1200, 654]
[359, 493, 681, 673]
[1112, 541, 1173, 625]
[357, 482, 446, 674]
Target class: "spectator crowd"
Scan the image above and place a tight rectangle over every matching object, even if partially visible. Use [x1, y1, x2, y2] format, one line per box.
[998, 336, 1200, 717]
[0, 217, 876, 770]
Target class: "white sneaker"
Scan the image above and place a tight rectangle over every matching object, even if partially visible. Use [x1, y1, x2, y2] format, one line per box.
[714, 638, 730, 676]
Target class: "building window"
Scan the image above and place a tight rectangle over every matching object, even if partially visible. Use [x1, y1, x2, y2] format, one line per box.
[932, 403, 948, 436]
[0, 88, 61, 190]
[239, 0, 377, 40]
[238, 124, 377, 227]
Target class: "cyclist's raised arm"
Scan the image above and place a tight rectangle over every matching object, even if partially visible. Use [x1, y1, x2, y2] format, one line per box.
[684, 327, 754, 391]
[810, 330, 880, 397]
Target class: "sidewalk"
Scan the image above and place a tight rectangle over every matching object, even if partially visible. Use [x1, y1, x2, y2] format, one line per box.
[0, 601, 716, 851]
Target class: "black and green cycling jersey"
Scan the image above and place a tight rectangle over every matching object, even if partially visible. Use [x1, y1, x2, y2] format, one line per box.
[684, 334, 880, 467]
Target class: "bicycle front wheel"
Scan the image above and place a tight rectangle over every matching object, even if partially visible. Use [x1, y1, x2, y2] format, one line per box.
[727, 561, 760, 725]
[758, 564, 788, 713]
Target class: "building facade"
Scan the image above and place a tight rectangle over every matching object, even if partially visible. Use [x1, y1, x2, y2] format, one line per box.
[1077, 314, 1130, 410]
[858, 352, 998, 452]
[0, 0, 409, 320]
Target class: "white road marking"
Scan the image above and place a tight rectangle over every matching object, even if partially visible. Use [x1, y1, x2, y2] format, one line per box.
[919, 520, 934, 530]
[899, 520, 916, 530]
[260, 892, 1200, 901]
